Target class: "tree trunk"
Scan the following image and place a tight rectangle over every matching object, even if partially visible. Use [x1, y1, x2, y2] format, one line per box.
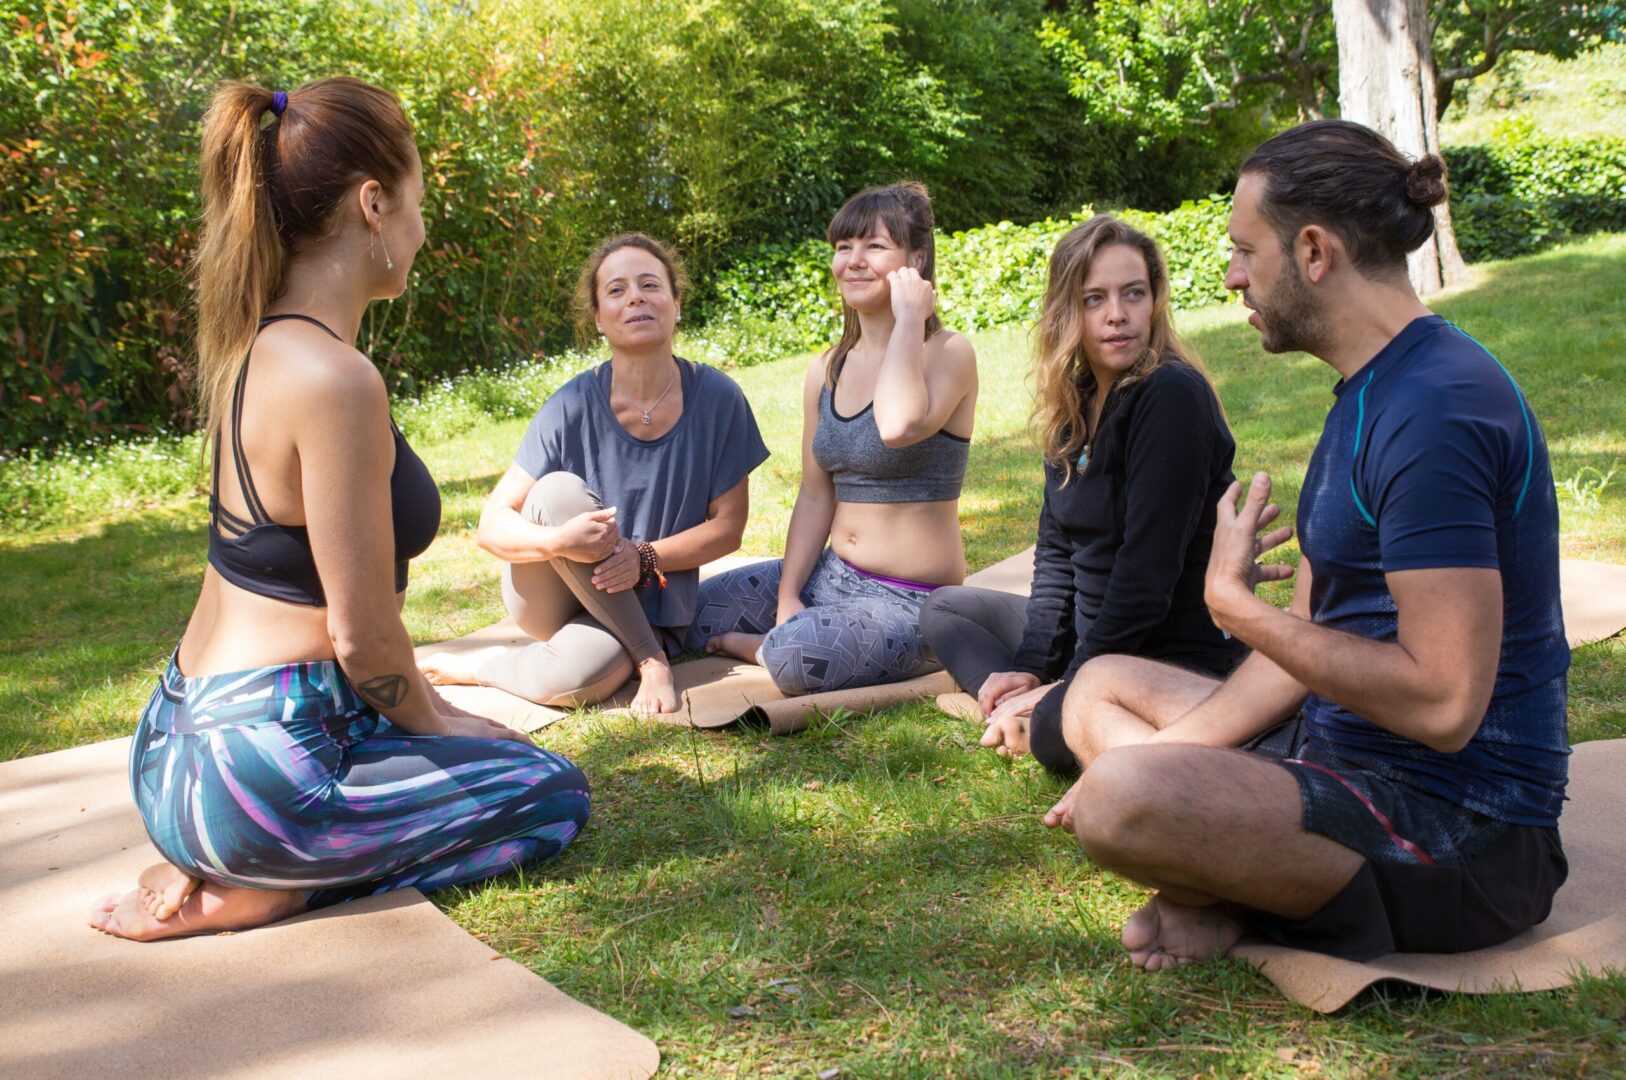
[1332, 0, 1471, 294]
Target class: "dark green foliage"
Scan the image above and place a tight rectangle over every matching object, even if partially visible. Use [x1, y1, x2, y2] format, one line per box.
[3, 0, 1621, 454]
[1446, 119, 1626, 260]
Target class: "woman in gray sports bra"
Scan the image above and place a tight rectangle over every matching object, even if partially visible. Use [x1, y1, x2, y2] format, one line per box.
[689, 182, 978, 694]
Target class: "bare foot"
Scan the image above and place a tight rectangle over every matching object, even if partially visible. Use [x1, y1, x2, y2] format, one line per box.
[1119, 893, 1242, 971]
[1042, 774, 1086, 830]
[89, 880, 305, 942]
[419, 645, 508, 686]
[136, 861, 200, 921]
[705, 632, 765, 664]
[630, 657, 681, 718]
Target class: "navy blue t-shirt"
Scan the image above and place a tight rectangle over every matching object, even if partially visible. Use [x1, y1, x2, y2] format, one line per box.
[1297, 315, 1569, 826]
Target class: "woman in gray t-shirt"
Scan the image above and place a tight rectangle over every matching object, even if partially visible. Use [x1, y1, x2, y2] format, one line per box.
[420, 235, 768, 717]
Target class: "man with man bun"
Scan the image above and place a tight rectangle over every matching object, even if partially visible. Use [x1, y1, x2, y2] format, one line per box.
[1047, 119, 1570, 967]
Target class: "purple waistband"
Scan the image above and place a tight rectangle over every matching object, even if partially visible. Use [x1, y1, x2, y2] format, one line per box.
[840, 555, 941, 593]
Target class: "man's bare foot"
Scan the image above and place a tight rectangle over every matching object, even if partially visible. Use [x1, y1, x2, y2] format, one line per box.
[705, 632, 765, 664]
[1119, 893, 1242, 971]
[89, 880, 305, 942]
[135, 861, 200, 921]
[1042, 774, 1087, 830]
[419, 645, 509, 686]
[630, 657, 681, 718]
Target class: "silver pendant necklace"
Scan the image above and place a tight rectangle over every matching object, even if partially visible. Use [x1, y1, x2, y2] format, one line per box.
[616, 362, 678, 426]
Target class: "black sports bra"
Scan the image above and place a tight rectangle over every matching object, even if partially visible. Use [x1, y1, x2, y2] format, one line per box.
[207, 314, 441, 606]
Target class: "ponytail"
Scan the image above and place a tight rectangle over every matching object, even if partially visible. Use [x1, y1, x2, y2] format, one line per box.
[192, 82, 283, 444]
[189, 77, 416, 442]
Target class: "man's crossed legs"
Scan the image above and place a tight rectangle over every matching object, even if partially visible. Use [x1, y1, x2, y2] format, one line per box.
[1048, 654, 1566, 968]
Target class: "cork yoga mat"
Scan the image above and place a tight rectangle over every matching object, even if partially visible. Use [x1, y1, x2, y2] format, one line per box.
[1234, 737, 1626, 1011]
[421, 549, 1038, 735]
[0, 738, 659, 1080]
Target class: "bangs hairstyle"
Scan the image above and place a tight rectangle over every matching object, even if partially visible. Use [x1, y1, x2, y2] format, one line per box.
[824, 181, 941, 384]
[1033, 215, 1216, 481]
[192, 77, 416, 446]
[1240, 118, 1449, 278]
[571, 232, 689, 344]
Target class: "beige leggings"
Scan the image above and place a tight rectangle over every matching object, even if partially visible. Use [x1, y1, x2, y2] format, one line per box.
[476, 471, 666, 706]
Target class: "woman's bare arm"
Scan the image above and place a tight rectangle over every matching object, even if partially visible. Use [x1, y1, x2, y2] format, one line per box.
[647, 475, 750, 572]
[295, 348, 448, 735]
[778, 355, 839, 618]
[476, 464, 619, 565]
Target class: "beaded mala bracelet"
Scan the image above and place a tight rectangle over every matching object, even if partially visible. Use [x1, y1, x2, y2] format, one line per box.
[634, 540, 667, 592]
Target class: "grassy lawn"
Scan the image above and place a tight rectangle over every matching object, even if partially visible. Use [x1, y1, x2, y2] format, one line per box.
[3, 234, 1624, 1074]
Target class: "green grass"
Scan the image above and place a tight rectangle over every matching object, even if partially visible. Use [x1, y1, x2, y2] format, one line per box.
[1442, 44, 1626, 146]
[4, 235, 1625, 1074]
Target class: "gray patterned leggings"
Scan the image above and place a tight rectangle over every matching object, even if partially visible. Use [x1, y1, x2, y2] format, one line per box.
[686, 549, 936, 695]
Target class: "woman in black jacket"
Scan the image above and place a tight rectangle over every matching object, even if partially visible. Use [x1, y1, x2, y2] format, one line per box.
[921, 215, 1245, 776]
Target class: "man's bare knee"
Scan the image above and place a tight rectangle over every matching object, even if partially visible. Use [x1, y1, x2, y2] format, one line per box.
[522, 471, 597, 526]
[1070, 746, 1165, 865]
[1074, 654, 1138, 704]
[1062, 656, 1143, 764]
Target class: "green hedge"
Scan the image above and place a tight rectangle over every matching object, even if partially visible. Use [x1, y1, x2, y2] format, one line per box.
[1444, 117, 1626, 261]
[5, 0, 1260, 455]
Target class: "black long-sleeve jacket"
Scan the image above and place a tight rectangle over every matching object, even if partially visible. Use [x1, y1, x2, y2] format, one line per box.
[1011, 358, 1247, 685]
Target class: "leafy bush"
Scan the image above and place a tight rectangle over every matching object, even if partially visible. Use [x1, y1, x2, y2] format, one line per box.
[1446, 118, 1626, 261]
[0, 0, 1003, 452]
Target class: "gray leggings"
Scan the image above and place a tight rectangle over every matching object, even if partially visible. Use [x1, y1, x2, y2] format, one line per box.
[918, 585, 1031, 696]
[686, 548, 935, 695]
[475, 472, 670, 707]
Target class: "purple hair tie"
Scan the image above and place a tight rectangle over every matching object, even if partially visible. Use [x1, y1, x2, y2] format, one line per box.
[270, 90, 288, 116]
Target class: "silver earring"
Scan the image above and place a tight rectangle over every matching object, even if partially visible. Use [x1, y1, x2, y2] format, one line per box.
[381, 236, 395, 271]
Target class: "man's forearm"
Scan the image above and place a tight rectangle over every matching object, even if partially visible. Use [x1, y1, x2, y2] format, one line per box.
[1215, 592, 1476, 752]
[1151, 648, 1306, 748]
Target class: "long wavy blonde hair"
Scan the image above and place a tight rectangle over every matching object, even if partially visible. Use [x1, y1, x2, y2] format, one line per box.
[1033, 215, 1213, 480]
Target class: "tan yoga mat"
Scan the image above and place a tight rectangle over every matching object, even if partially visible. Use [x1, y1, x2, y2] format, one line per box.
[421, 549, 1037, 735]
[0, 738, 659, 1080]
[1560, 558, 1626, 648]
[1234, 736, 1626, 1011]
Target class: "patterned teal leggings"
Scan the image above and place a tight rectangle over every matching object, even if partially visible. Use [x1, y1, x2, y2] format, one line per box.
[130, 652, 590, 909]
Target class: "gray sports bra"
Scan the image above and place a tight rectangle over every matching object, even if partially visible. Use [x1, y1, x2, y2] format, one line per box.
[812, 378, 970, 504]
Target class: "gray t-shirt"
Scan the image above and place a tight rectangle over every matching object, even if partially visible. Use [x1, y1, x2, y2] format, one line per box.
[514, 357, 770, 630]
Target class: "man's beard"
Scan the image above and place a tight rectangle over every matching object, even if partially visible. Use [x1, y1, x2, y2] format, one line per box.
[1249, 257, 1326, 355]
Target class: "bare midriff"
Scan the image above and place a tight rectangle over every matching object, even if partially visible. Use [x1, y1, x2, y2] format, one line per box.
[829, 499, 965, 587]
[177, 566, 404, 677]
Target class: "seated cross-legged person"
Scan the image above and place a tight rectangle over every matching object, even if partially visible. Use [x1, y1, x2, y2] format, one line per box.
[690, 182, 978, 694]
[420, 234, 770, 717]
[1047, 120, 1569, 968]
[90, 78, 590, 941]
[920, 215, 1244, 773]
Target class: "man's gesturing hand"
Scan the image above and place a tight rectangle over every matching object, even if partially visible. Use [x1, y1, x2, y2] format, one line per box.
[1204, 472, 1296, 631]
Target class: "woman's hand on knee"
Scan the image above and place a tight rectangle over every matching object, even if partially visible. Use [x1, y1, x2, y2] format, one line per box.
[443, 713, 533, 744]
[977, 670, 1040, 717]
[591, 540, 640, 593]
[554, 507, 621, 563]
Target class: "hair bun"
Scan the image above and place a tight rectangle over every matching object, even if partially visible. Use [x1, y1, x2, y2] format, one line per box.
[1405, 154, 1448, 208]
